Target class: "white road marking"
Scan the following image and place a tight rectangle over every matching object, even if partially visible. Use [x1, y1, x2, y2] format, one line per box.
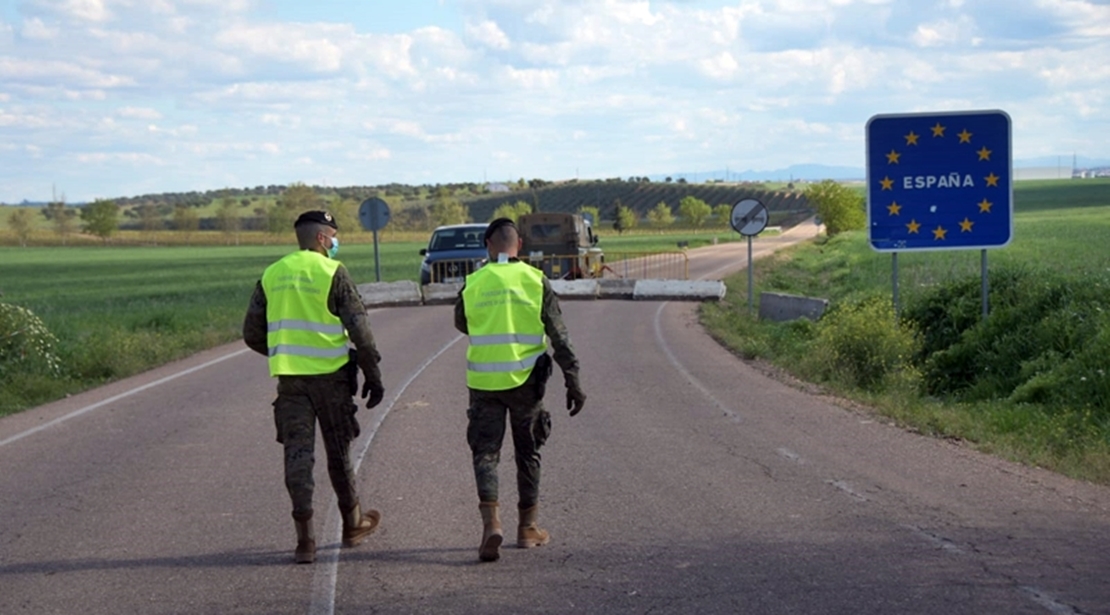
[652, 303, 741, 422]
[308, 334, 465, 615]
[0, 348, 252, 449]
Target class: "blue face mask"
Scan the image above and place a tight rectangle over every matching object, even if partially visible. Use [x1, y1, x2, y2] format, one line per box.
[327, 236, 339, 259]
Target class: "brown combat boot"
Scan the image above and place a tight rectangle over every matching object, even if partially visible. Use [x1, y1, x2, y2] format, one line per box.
[517, 504, 550, 548]
[478, 501, 503, 562]
[293, 512, 315, 564]
[341, 502, 381, 548]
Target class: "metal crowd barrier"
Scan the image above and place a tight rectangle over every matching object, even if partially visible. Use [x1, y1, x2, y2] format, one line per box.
[427, 251, 690, 282]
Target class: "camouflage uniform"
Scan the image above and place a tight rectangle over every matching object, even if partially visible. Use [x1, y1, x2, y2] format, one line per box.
[244, 265, 382, 518]
[454, 267, 580, 508]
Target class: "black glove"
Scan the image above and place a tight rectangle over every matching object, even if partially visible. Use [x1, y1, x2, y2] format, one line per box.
[566, 383, 586, 417]
[360, 373, 385, 409]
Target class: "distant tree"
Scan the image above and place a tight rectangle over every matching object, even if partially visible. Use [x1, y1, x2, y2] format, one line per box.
[713, 203, 733, 228]
[8, 208, 34, 247]
[578, 206, 600, 226]
[806, 179, 865, 237]
[665, 177, 673, 183]
[137, 203, 162, 240]
[491, 201, 532, 223]
[80, 199, 119, 243]
[330, 197, 360, 234]
[42, 199, 77, 244]
[393, 205, 431, 231]
[173, 204, 200, 244]
[678, 195, 712, 227]
[612, 200, 637, 234]
[676, 177, 688, 184]
[215, 197, 241, 245]
[646, 201, 675, 229]
[279, 183, 322, 219]
[430, 188, 469, 227]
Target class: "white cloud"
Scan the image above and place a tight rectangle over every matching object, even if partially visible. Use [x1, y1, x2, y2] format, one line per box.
[117, 106, 162, 120]
[466, 20, 511, 49]
[21, 18, 60, 40]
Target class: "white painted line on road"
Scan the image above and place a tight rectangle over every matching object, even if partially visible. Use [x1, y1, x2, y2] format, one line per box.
[1020, 586, 1084, 614]
[826, 479, 869, 502]
[776, 448, 803, 463]
[652, 303, 740, 422]
[0, 348, 253, 449]
[904, 525, 964, 555]
[308, 334, 466, 615]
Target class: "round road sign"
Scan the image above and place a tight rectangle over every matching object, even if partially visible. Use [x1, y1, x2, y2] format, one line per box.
[730, 198, 768, 236]
[359, 197, 391, 232]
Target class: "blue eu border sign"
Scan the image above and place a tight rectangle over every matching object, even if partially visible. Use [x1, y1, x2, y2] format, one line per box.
[866, 110, 1013, 252]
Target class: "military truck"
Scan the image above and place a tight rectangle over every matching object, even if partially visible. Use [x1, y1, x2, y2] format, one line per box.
[517, 212, 603, 279]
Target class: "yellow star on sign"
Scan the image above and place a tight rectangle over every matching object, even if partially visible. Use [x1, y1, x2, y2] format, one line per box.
[906, 219, 921, 234]
[978, 198, 993, 213]
[880, 176, 894, 191]
[977, 146, 992, 161]
[886, 150, 901, 164]
[887, 201, 902, 215]
[958, 129, 973, 143]
[960, 217, 974, 232]
[905, 131, 919, 146]
[985, 172, 1000, 187]
[933, 226, 948, 240]
[931, 122, 946, 137]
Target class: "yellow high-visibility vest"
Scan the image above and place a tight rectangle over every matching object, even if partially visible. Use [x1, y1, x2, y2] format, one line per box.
[462, 261, 547, 390]
[261, 250, 348, 376]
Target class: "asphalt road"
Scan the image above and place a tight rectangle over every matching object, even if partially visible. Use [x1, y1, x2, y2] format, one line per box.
[2, 224, 1108, 615]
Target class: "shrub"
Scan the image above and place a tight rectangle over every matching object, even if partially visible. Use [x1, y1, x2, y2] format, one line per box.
[905, 266, 1110, 415]
[805, 296, 920, 391]
[0, 303, 63, 378]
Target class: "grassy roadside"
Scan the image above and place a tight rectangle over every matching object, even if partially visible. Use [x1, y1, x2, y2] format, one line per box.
[700, 180, 1110, 484]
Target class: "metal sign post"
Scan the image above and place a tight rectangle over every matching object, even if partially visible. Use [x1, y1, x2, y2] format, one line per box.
[730, 198, 769, 317]
[358, 197, 392, 282]
[866, 110, 1012, 321]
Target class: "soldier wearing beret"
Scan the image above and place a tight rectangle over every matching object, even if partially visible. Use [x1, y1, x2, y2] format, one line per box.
[454, 217, 587, 562]
[243, 210, 386, 564]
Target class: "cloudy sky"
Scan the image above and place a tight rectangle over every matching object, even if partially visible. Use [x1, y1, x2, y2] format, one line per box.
[1, 0, 1108, 203]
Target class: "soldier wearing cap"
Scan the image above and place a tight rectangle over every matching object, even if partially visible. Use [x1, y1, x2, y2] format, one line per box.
[243, 210, 386, 564]
[454, 217, 587, 562]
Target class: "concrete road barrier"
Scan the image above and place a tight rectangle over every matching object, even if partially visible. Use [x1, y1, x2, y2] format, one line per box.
[421, 282, 464, 305]
[759, 292, 828, 322]
[632, 280, 726, 302]
[549, 279, 599, 299]
[598, 279, 636, 300]
[358, 281, 423, 308]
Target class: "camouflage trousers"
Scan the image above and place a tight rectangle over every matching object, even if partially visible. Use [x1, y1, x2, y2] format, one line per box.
[467, 382, 552, 509]
[273, 373, 360, 518]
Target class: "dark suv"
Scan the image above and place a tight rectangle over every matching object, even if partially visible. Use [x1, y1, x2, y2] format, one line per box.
[419, 223, 489, 285]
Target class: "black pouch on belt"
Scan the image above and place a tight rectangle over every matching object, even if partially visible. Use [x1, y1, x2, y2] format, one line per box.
[345, 349, 358, 398]
[532, 352, 553, 400]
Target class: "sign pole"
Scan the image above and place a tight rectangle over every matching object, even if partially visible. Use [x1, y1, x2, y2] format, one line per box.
[747, 235, 754, 317]
[373, 229, 382, 282]
[981, 249, 988, 321]
[892, 252, 900, 321]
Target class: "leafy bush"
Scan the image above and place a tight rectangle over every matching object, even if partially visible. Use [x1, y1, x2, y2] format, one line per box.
[0, 303, 63, 378]
[805, 296, 920, 391]
[904, 267, 1110, 414]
